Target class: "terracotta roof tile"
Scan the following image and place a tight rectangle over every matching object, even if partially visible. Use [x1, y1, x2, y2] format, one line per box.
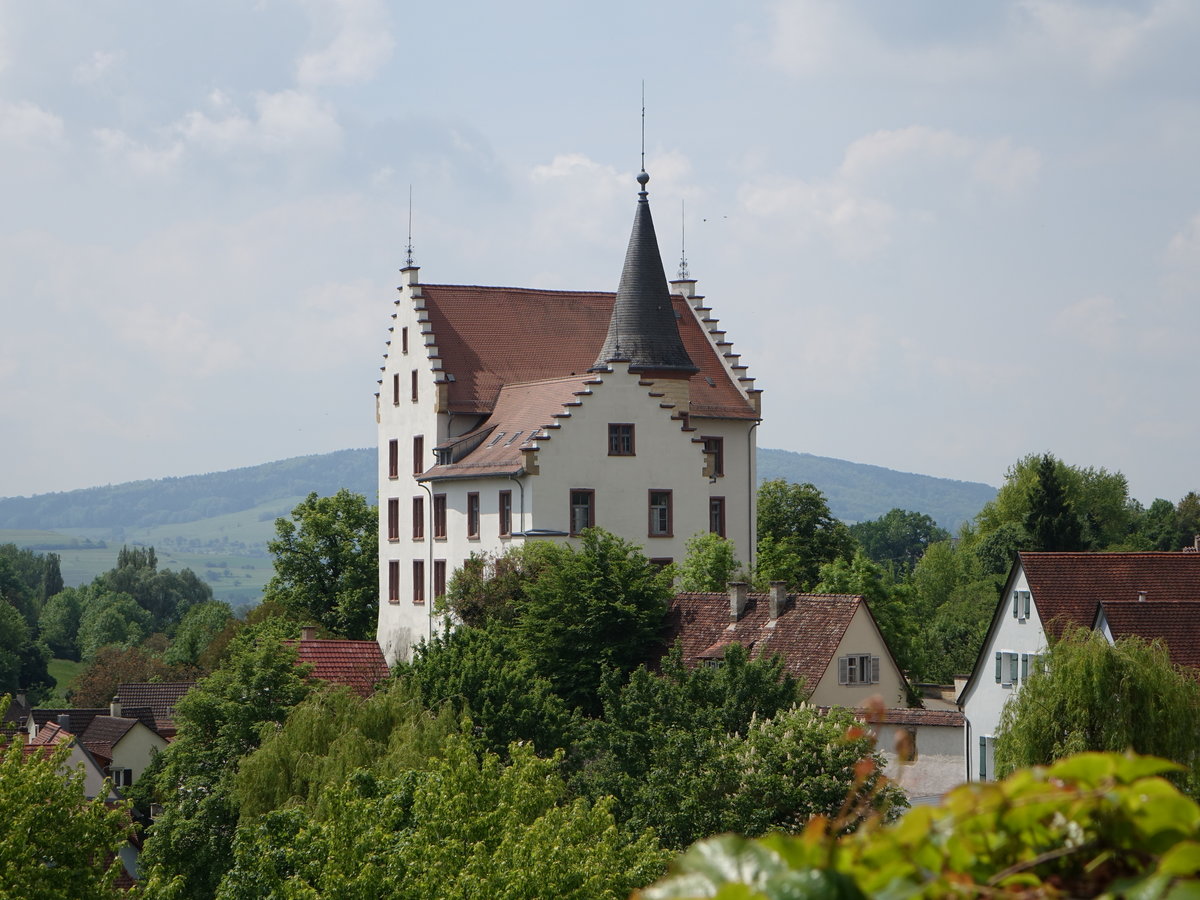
[116, 682, 195, 735]
[1099, 600, 1200, 670]
[80, 716, 141, 759]
[285, 639, 389, 697]
[665, 591, 862, 693]
[31, 707, 156, 737]
[1021, 551, 1200, 640]
[861, 707, 965, 727]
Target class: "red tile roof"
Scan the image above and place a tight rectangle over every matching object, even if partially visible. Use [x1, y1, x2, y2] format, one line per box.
[1099, 601, 1200, 670]
[665, 591, 864, 693]
[116, 682, 195, 735]
[285, 639, 389, 697]
[860, 707, 965, 727]
[419, 286, 756, 421]
[80, 716, 142, 760]
[30, 707, 156, 737]
[1021, 551, 1200, 640]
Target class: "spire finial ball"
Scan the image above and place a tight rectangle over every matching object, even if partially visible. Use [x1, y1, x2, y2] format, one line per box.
[636, 170, 650, 187]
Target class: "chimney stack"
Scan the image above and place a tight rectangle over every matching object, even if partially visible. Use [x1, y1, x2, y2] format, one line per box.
[1138, 591, 1147, 602]
[728, 582, 748, 622]
[57, 713, 71, 731]
[301, 626, 317, 641]
[110, 697, 122, 717]
[769, 582, 788, 620]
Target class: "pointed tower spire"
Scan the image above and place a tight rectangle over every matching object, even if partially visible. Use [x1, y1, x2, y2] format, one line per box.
[591, 169, 698, 374]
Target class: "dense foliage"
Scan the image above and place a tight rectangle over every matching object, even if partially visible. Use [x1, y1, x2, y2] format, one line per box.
[756, 479, 856, 590]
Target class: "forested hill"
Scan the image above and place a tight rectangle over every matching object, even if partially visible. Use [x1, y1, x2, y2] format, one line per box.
[0, 447, 994, 532]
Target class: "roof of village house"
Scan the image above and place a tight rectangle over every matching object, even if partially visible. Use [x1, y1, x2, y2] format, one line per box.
[1096, 600, 1200, 670]
[30, 706, 156, 737]
[2, 694, 30, 725]
[116, 682, 195, 734]
[284, 638, 390, 697]
[665, 591, 874, 693]
[79, 715, 156, 760]
[1020, 551, 1200, 640]
[862, 707, 965, 727]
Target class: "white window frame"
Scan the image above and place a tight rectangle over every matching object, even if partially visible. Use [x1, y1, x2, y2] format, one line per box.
[838, 653, 880, 685]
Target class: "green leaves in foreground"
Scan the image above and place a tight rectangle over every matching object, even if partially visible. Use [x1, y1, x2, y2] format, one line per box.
[640, 752, 1200, 899]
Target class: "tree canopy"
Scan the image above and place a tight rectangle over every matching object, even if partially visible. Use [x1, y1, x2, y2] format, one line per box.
[756, 480, 855, 590]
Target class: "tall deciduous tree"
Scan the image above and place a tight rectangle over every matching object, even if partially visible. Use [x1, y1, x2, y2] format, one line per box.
[262, 489, 377, 639]
[677, 532, 742, 592]
[756, 480, 855, 591]
[849, 508, 949, 574]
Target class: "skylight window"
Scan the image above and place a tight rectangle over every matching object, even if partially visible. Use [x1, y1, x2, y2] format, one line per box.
[503, 431, 524, 446]
[486, 432, 506, 447]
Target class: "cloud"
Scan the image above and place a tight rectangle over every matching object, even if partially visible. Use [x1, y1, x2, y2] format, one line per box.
[176, 89, 342, 156]
[1051, 295, 1125, 351]
[73, 49, 121, 85]
[0, 99, 65, 146]
[740, 175, 896, 259]
[295, 0, 394, 87]
[94, 127, 183, 175]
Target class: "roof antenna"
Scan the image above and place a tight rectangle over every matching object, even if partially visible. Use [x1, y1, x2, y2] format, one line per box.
[678, 199, 690, 280]
[404, 184, 415, 267]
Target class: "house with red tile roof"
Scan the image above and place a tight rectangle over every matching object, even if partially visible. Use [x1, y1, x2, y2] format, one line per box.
[376, 168, 761, 663]
[286, 626, 390, 697]
[116, 681, 196, 739]
[25, 699, 167, 789]
[958, 551, 1200, 783]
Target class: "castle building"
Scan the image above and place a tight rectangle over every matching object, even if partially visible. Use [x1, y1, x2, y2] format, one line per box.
[375, 169, 762, 663]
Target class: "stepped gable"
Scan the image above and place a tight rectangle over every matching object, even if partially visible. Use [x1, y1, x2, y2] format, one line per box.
[591, 170, 698, 375]
[117, 682, 195, 737]
[1098, 600, 1200, 670]
[286, 636, 389, 697]
[666, 591, 862, 693]
[1021, 551, 1200, 640]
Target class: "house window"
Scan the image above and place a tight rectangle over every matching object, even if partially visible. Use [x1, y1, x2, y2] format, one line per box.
[107, 767, 133, 788]
[401, 326, 408, 353]
[995, 651, 1022, 686]
[412, 496, 425, 540]
[388, 440, 399, 479]
[387, 560, 400, 604]
[433, 560, 447, 600]
[392, 374, 400, 406]
[608, 423, 635, 456]
[413, 436, 424, 474]
[979, 736, 989, 781]
[649, 557, 673, 569]
[1012, 589, 1032, 621]
[703, 436, 724, 477]
[387, 498, 399, 542]
[838, 654, 880, 685]
[433, 494, 447, 539]
[648, 490, 672, 537]
[411, 370, 419, 402]
[569, 490, 594, 536]
[467, 492, 480, 539]
[499, 490, 512, 537]
[412, 560, 425, 604]
[709, 497, 726, 537]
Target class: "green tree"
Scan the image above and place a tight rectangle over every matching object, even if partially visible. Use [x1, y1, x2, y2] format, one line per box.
[40, 585, 86, 660]
[848, 508, 949, 574]
[756, 480, 854, 590]
[262, 490, 378, 639]
[1024, 453, 1084, 551]
[815, 551, 915, 679]
[0, 723, 133, 899]
[68, 644, 185, 708]
[444, 541, 565, 627]
[165, 600, 234, 667]
[1131, 497, 1182, 551]
[677, 532, 742, 592]
[77, 590, 152, 659]
[1178, 491, 1200, 550]
[994, 629, 1200, 787]
[97, 545, 213, 634]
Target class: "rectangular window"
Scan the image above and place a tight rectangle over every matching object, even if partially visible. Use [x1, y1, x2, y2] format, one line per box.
[401, 326, 408, 354]
[388, 560, 400, 604]
[433, 494, 447, 539]
[649, 557, 673, 569]
[838, 654, 880, 685]
[608, 423, 635, 456]
[412, 496, 425, 540]
[413, 435, 424, 475]
[107, 767, 133, 788]
[392, 373, 400, 406]
[387, 498, 399, 542]
[467, 492, 480, 538]
[411, 370, 419, 402]
[703, 436, 724, 477]
[997, 651, 1020, 686]
[412, 560, 425, 604]
[499, 490, 512, 537]
[648, 490, 672, 537]
[433, 560, 446, 600]
[569, 490, 594, 536]
[388, 440, 399, 479]
[709, 497, 726, 537]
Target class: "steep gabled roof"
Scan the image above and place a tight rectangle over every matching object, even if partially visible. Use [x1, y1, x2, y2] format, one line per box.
[30, 707, 156, 737]
[79, 716, 148, 760]
[665, 591, 866, 693]
[116, 682, 195, 735]
[1021, 551, 1200, 640]
[1097, 600, 1200, 670]
[285, 638, 389, 697]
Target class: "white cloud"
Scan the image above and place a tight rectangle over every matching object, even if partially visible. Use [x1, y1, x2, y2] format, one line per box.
[0, 99, 64, 146]
[1052, 295, 1124, 351]
[295, 0, 394, 87]
[113, 306, 243, 376]
[73, 49, 121, 85]
[740, 175, 896, 259]
[177, 89, 342, 156]
[94, 127, 183, 175]
[1166, 213, 1200, 266]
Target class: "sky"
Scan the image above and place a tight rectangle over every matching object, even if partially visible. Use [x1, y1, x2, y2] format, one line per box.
[2, 0, 1199, 505]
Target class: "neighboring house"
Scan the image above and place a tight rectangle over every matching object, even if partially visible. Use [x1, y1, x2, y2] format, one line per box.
[116, 681, 196, 740]
[863, 707, 966, 805]
[958, 551, 1200, 782]
[20, 720, 118, 801]
[376, 169, 761, 663]
[26, 701, 165, 788]
[665, 583, 908, 709]
[286, 626, 390, 697]
[1094, 601, 1200, 669]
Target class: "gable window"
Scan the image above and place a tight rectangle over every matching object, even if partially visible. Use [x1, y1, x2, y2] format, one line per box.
[709, 497, 726, 537]
[433, 494, 447, 539]
[388, 440, 399, 479]
[413, 560, 425, 604]
[387, 560, 400, 605]
[413, 436, 424, 474]
[401, 326, 408, 353]
[467, 492, 480, 539]
[838, 654, 880, 685]
[499, 490, 512, 537]
[995, 650, 1022, 686]
[412, 496, 425, 540]
[648, 490, 672, 537]
[387, 498, 399, 542]
[703, 436, 724, 477]
[433, 560, 447, 600]
[608, 423, 635, 456]
[393, 373, 400, 406]
[411, 370, 419, 402]
[1011, 590, 1031, 621]
[569, 490, 594, 536]
[107, 767, 133, 788]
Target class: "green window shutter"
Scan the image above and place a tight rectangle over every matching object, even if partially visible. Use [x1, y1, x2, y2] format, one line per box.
[1010, 652, 1018, 684]
[1012, 591, 1019, 618]
[1022, 653, 1029, 681]
[838, 656, 848, 685]
[995, 651, 1001, 682]
[871, 656, 880, 684]
[979, 736, 987, 780]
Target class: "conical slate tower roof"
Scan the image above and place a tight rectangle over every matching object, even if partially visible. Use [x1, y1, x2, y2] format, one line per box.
[591, 171, 698, 374]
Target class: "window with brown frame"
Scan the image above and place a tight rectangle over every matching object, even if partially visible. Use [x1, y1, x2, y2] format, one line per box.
[401, 326, 408, 353]
[569, 490, 594, 536]
[648, 490, 672, 537]
[387, 560, 400, 604]
[412, 496, 425, 540]
[498, 490, 512, 537]
[392, 373, 400, 406]
[467, 492, 480, 538]
[411, 370, 419, 402]
[709, 496, 726, 537]
[412, 560, 425, 605]
[433, 560, 447, 600]
[433, 494, 447, 539]
[388, 440, 399, 479]
[649, 557, 673, 569]
[387, 498, 399, 542]
[413, 435, 424, 475]
[608, 423, 635, 456]
[703, 436, 724, 477]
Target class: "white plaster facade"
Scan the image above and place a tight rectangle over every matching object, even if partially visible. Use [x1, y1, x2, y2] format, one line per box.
[108, 721, 168, 786]
[808, 602, 908, 709]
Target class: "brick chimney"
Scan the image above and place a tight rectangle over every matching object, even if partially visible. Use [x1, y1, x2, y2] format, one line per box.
[728, 582, 748, 622]
[57, 713, 71, 730]
[110, 697, 122, 717]
[769, 582, 788, 620]
[301, 625, 318, 641]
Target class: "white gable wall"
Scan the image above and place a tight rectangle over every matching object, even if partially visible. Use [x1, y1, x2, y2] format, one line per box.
[809, 602, 907, 708]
